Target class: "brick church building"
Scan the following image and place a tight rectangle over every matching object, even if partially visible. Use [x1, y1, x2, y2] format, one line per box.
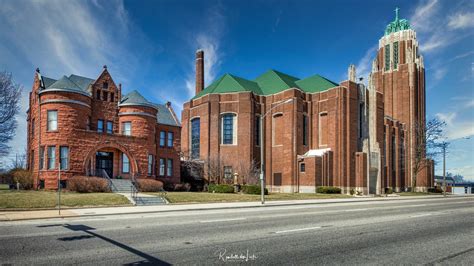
[181, 10, 434, 194]
[26, 66, 181, 189]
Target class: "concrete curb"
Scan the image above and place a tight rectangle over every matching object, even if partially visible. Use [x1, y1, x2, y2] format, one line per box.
[1, 195, 471, 222]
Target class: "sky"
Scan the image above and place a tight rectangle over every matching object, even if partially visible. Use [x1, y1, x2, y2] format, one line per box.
[0, 0, 473, 180]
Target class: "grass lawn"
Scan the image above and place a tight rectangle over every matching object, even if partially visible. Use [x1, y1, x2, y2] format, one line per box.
[0, 190, 131, 209]
[151, 192, 352, 204]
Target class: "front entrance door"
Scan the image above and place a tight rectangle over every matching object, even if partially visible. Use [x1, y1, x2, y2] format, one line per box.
[96, 151, 113, 178]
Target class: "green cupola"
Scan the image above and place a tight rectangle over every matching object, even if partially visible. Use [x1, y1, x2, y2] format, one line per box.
[385, 7, 410, 35]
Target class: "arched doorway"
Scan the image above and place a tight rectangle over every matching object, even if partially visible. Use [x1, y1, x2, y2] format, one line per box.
[83, 143, 138, 179]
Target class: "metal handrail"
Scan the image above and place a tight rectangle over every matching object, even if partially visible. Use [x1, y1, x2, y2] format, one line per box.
[101, 170, 116, 192]
[130, 173, 139, 203]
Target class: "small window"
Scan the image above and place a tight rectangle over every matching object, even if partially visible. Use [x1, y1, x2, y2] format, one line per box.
[273, 173, 282, 186]
[159, 158, 165, 176]
[47, 110, 58, 131]
[167, 159, 173, 176]
[110, 92, 114, 102]
[60, 146, 69, 170]
[102, 91, 108, 101]
[160, 131, 166, 147]
[103, 82, 108, 89]
[122, 122, 131, 136]
[106, 121, 113, 134]
[148, 154, 154, 176]
[300, 163, 306, 172]
[122, 153, 130, 173]
[224, 166, 233, 179]
[167, 132, 174, 147]
[47, 146, 56, 170]
[97, 120, 104, 133]
[39, 146, 44, 170]
[96, 89, 101, 100]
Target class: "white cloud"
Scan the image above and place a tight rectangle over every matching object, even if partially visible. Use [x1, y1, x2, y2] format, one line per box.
[433, 67, 447, 80]
[448, 12, 474, 30]
[436, 111, 474, 140]
[355, 45, 377, 82]
[184, 5, 225, 98]
[0, 0, 151, 166]
[410, 0, 439, 33]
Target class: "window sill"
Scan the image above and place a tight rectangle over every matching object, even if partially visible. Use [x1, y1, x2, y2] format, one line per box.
[46, 130, 58, 133]
[220, 144, 237, 146]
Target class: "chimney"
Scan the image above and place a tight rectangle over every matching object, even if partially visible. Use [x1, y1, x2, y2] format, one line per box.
[195, 49, 204, 95]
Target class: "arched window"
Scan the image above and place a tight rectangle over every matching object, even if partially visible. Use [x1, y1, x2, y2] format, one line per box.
[272, 113, 283, 146]
[191, 118, 200, 159]
[122, 153, 130, 173]
[221, 113, 237, 145]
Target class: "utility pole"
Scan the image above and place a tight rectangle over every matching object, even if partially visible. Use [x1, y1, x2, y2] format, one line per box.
[58, 161, 61, 215]
[442, 142, 446, 197]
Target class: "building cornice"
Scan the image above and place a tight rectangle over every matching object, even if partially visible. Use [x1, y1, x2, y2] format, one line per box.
[40, 99, 91, 108]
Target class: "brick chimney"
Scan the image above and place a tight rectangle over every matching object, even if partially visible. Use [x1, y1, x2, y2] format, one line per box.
[195, 49, 204, 95]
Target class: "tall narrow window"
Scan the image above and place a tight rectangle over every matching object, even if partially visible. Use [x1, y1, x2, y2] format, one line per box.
[167, 132, 174, 147]
[319, 112, 328, 146]
[191, 118, 200, 159]
[60, 146, 69, 170]
[47, 110, 57, 131]
[159, 158, 165, 176]
[359, 103, 364, 138]
[122, 153, 130, 173]
[110, 92, 114, 102]
[39, 146, 44, 170]
[303, 115, 308, 146]
[393, 41, 399, 69]
[221, 113, 236, 144]
[160, 131, 166, 147]
[106, 121, 113, 134]
[255, 116, 260, 146]
[96, 90, 101, 100]
[224, 166, 233, 179]
[32, 118, 35, 136]
[273, 114, 283, 146]
[122, 122, 131, 136]
[102, 82, 108, 89]
[102, 91, 108, 101]
[30, 150, 34, 170]
[97, 119, 104, 133]
[385, 44, 390, 71]
[47, 146, 56, 170]
[167, 159, 173, 176]
[148, 154, 154, 175]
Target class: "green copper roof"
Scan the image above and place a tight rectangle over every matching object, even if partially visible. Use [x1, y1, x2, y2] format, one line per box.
[194, 73, 263, 99]
[255, 69, 299, 94]
[120, 90, 158, 110]
[194, 69, 339, 99]
[295, 74, 338, 93]
[385, 7, 410, 35]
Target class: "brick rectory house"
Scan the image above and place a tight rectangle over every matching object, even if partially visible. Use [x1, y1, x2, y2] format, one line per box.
[26, 66, 181, 189]
[181, 10, 434, 194]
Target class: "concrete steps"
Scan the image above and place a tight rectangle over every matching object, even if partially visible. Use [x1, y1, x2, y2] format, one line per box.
[110, 179, 167, 206]
[110, 179, 135, 193]
[134, 196, 167, 206]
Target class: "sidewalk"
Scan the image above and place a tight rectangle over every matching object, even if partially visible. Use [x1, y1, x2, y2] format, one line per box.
[0, 194, 471, 221]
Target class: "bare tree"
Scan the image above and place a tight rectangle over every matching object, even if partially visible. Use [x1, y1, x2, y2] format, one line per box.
[412, 118, 446, 189]
[235, 159, 259, 185]
[9, 152, 26, 169]
[0, 71, 22, 156]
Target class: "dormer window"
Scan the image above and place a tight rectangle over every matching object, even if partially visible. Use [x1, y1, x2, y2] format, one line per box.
[96, 89, 101, 100]
[103, 82, 108, 89]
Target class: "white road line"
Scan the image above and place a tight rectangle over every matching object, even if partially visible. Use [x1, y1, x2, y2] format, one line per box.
[199, 218, 247, 223]
[275, 226, 322, 234]
[344, 208, 369, 212]
[410, 213, 433, 218]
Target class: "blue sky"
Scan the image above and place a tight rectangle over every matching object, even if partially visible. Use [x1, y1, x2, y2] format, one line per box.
[1, 0, 473, 179]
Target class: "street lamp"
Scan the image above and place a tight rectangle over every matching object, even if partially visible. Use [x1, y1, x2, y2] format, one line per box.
[259, 98, 294, 204]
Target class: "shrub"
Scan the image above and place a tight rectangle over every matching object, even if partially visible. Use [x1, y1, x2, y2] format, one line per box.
[136, 179, 164, 192]
[428, 187, 443, 193]
[12, 169, 33, 190]
[68, 176, 110, 193]
[316, 186, 342, 194]
[241, 185, 268, 195]
[173, 183, 192, 192]
[384, 187, 393, 194]
[208, 184, 235, 193]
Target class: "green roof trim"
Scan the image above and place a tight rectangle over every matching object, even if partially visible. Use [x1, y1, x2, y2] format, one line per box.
[295, 74, 339, 93]
[385, 7, 410, 36]
[255, 69, 300, 94]
[193, 69, 339, 99]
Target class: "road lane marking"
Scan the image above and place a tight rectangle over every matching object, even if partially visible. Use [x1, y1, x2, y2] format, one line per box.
[410, 213, 433, 218]
[275, 226, 322, 234]
[344, 208, 369, 212]
[199, 218, 246, 223]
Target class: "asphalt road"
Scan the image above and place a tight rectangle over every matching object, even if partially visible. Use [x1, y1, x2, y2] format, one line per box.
[1, 196, 473, 265]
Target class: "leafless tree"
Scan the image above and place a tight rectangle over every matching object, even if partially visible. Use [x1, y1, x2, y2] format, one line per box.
[235, 159, 259, 185]
[412, 118, 446, 189]
[0, 71, 22, 156]
[10, 152, 26, 169]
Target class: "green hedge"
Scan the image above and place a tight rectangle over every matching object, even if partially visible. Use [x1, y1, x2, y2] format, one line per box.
[241, 185, 268, 195]
[316, 186, 341, 194]
[428, 187, 443, 193]
[208, 184, 235, 193]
